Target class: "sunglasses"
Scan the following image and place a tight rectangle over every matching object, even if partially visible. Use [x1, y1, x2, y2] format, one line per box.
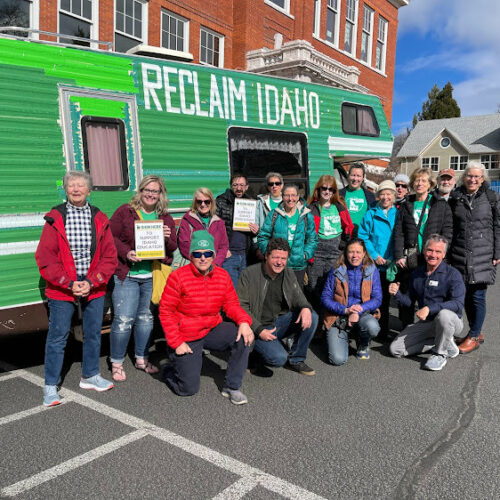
[395, 184, 408, 188]
[320, 186, 335, 193]
[192, 251, 214, 259]
[196, 199, 211, 206]
[268, 181, 282, 187]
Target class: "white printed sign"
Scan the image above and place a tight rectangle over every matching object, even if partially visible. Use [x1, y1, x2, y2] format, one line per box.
[232, 199, 257, 232]
[134, 220, 165, 259]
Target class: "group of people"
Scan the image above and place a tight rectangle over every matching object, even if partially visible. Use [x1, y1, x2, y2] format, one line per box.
[35, 159, 500, 406]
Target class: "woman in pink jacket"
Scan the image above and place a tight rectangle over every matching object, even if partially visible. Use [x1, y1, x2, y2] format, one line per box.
[177, 187, 228, 267]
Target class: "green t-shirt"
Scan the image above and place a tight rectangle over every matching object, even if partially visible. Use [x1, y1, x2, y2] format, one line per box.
[413, 196, 430, 251]
[319, 204, 342, 239]
[344, 189, 368, 227]
[129, 210, 157, 276]
[269, 197, 281, 210]
[200, 215, 210, 228]
[286, 210, 300, 246]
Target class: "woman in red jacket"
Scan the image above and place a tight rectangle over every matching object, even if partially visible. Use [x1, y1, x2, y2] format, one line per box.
[109, 175, 177, 382]
[159, 230, 254, 405]
[35, 171, 117, 407]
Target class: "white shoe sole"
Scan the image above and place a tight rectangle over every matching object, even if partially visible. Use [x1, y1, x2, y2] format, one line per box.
[79, 381, 114, 392]
[221, 390, 248, 405]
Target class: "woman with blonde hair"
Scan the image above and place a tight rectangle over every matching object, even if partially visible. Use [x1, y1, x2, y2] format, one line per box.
[109, 175, 177, 382]
[177, 187, 228, 267]
[306, 175, 353, 308]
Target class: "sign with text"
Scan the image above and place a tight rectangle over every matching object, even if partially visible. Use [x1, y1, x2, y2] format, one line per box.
[134, 220, 165, 259]
[232, 199, 257, 232]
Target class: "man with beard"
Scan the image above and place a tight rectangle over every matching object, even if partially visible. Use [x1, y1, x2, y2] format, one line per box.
[434, 169, 455, 201]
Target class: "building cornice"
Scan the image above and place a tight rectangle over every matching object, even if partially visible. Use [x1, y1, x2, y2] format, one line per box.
[388, 0, 409, 8]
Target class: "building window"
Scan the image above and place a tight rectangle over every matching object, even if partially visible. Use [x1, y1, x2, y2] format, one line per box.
[265, 0, 290, 15]
[81, 116, 129, 191]
[326, 0, 339, 44]
[0, 0, 38, 37]
[440, 137, 451, 148]
[422, 157, 439, 172]
[59, 0, 93, 46]
[344, 0, 357, 55]
[450, 155, 468, 171]
[360, 5, 374, 64]
[481, 154, 499, 170]
[161, 10, 189, 52]
[341, 103, 380, 137]
[200, 27, 224, 68]
[115, 0, 147, 53]
[375, 16, 387, 71]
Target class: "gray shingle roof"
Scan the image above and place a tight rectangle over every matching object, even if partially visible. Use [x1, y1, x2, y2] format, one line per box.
[397, 114, 500, 158]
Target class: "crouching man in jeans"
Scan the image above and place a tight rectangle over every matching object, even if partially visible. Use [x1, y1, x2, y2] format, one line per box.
[236, 238, 318, 376]
[389, 234, 465, 371]
[159, 230, 254, 405]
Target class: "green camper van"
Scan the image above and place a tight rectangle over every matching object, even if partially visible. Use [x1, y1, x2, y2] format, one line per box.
[0, 35, 393, 335]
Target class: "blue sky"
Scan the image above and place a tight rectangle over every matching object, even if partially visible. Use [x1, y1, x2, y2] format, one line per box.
[392, 0, 500, 135]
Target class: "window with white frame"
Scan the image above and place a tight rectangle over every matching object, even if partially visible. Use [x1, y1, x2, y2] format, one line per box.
[326, 0, 339, 44]
[481, 154, 499, 170]
[450, 155, 468, 171]
[161, 10, 189, 53]
[265, 0, 290, 14]
[360, 5, 374, 64]
[0, 0, 38, 37]
[375, 16, 387, 71]
[313, 0, 320, 36]
[59, 0, 93, 46]
[200, 27, 224, 67]
[115, 0, 147, 53]
[344, 0, 357, 55]
[422, 157, 439, 172]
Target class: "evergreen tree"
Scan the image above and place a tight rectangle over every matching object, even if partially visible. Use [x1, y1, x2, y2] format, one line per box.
[412, 82, 460, 127]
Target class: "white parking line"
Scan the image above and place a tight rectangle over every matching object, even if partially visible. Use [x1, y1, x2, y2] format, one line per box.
[2, 429, 149, 497]
[0, 404, 53, 426]
[0, 365, 327, 500]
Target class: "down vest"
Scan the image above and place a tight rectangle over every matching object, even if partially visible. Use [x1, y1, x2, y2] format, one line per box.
[393, 194, 453, 260]
[159, 263, 252, 349]
[449, 184, 500, 284]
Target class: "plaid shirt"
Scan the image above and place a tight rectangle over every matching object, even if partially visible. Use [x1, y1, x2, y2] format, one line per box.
[66, 202, 92, 277]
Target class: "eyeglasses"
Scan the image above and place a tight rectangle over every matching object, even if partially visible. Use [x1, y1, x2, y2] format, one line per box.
[320, 186, 335, 193]
[466, 175, 483, 180]
[267, 181, 282, 187]
[192, 251, 214, 259]
[196, 199, 211, 206]
[395, 184, 408, 189]
[143, 188, 160, 195]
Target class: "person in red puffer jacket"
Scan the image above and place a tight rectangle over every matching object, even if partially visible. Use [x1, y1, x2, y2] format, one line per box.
[159, 230, 254, 405]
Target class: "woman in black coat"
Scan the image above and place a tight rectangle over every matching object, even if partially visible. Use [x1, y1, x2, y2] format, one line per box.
[449, 161, 500, 353]
[393, 167, 453, 326]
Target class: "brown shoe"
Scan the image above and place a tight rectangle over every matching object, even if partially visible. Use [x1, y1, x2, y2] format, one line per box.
[456, 332, 484, 346]
[478, 332, 485, 344]
[458, 336, 480, 354]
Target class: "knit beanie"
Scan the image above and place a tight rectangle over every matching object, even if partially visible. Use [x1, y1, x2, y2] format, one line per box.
[394, 173, 410, 185]
[190, 230, 215, 254]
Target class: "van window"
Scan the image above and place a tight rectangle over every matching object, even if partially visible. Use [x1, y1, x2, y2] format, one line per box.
[81, 117, 129, 191]
[228, 128, 309, 198]
[341, 103, 380, 137]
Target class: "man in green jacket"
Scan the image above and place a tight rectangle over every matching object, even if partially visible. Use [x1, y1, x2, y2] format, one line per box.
[236, 238, 318, 375]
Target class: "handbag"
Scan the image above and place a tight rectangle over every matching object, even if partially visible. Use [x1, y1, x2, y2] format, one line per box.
[135, 209, 172, 304]
[404, 196, 429, 271]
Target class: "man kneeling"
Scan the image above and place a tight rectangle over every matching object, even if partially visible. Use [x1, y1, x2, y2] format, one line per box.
[237, 238, 318, 376]
[159, 231, 254, 404]
[389, 234, 465, 371]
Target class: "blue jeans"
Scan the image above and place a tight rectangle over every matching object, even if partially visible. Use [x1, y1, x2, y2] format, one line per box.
[44, 296, 105, 385]
[165, 322, 251, 396]
[253, 310, 318, 366]
[110, 275, 154, 363]
[326, 313, 380, 365]
[464, 284, 487, 337]
[222, 253, 246, 288]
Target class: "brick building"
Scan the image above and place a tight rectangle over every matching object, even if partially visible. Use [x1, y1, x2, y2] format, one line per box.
[2, 0, 407, 124]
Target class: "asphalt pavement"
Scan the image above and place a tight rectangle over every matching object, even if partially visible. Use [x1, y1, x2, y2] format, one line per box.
[1, 281, 500, 499]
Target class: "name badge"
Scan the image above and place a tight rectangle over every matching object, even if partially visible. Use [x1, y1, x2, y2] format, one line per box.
[429, 280, 439, 287]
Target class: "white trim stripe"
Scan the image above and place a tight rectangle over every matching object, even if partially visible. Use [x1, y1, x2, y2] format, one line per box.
[328, 136, 393, 154]
[0, 214, 45, 229]
[0, 365, 327, 500]
[0, 405, 51, 427]
[0, 300, 44, 311]
[0, 241, 39, 256]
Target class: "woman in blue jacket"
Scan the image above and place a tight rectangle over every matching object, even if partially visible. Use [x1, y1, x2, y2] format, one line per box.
[321, 238, 382, 364]
[358, 180, 398, 340]
[257, 184, 318, 288]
